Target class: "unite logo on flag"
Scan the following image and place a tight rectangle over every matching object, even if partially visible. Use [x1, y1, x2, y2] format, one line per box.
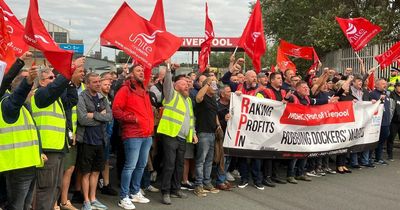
[1, 8, 13, 33]
[128, 30, 164, 56]
[346, 23, 357, 35]
[24, 33, 51, 45]
[251, 32, 261, 43]
[344, 22, 367, 44]
[290, 48, 301, 56]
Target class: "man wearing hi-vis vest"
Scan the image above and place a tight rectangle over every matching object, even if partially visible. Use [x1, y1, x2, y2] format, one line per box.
[157, 60, 198, 205]
[30, 58, 84, 210]
[0, 65, 44, 210]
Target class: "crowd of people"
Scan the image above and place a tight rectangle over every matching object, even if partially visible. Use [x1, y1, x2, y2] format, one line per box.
[0, 52, 398, 210]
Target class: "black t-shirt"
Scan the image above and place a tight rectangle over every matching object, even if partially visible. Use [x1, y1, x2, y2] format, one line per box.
[217, 100, 229, 132]
[196, 94, 218, 133]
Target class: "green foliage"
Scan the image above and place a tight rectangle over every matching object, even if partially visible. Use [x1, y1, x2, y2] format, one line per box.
[260, 0, 400, 75]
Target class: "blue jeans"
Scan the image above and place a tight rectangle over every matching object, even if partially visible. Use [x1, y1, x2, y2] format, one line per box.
[5, 167, 36, 210]
[195, 133, 215, 187]
[141, 167, 151, 189]
[216, 156, 232, 185]
[360, 150, 372, 165]
[120, 137, 152, 199]
[287, 159, 307, 177]
[238, 158, 262, 185]
[375, 126, 390, 161]
[350, 152, 359, 166]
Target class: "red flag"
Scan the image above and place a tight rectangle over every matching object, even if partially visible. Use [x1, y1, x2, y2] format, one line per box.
[336, 17, 381, 52]
[270, 64, 275, 73]
[0, 0, 28, 57]
[279, 39, 314, 60]
[101, 2, 182, 71]
[198, 2, 214, 73]
[276, 47, 296, 72]
[101, 0, 167, 49]
[0, 9, 15, 73]
[238, 0, 266, 73]
[150, 0, 166, 31]
[24, 0, 73, 79]
[307, 49, 320, 73]
[374, 41, 400, 69]
[367, 72, 375, 91]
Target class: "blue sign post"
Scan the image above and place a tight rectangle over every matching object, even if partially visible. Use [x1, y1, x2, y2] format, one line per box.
[58, 44, 84, 54]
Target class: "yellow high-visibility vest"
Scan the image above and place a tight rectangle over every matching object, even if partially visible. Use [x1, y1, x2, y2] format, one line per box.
[388, 76, 400, 91]
[0, 99, 41, 172]
[31, 91, 66, 150]
[71, 83, 85, 133]
[157, 90, 194, 143]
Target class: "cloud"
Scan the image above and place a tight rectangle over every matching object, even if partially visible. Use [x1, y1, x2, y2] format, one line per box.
[5, 0, 254, 63]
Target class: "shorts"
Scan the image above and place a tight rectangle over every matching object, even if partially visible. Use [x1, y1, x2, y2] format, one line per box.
[184, 142, 195, 159]
[76, 143, 105, 174]
[64, 145, 77, 170]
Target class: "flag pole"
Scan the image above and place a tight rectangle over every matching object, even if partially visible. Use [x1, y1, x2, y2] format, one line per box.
[85, 37, 100, 57]
[243, 52, 246, 72]
[355, 51, 362, 60]
[126, 56, 131, 65]
[233, 46, 238, 55]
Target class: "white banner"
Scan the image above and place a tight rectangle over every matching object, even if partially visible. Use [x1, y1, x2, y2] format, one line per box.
[223, 94, 383, 158]
[0, 61, 6, 86]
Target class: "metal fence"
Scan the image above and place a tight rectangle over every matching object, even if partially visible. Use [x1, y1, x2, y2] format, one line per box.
[321, 42, 399, 79]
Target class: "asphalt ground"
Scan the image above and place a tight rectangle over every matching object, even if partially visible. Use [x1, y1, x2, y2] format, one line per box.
[87, 147, 400, 210]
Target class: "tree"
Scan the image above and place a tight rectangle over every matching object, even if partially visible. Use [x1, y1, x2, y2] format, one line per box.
[259, 0, 400, 75]
[115, 51, 129, 63]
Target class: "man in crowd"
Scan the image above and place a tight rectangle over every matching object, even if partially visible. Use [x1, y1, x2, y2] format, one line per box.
[113, 64, 154, 209]
[99, 77, 118, 196]
[150, 66, 166, 108]
[222, 67, 264, 190]
[282, 69, 295, 91]
[344, 67, 353, 77]
[388, 67, 400, 92]
[0, 65, 44, 210]
[290, 75, 301, 90]
[370, 78, 391, 165]
[76, 72, 112, 210]
[31, 58, 84, 210]
[194, 77, 220, 197]
[388, 81, 400, 161]
[284, 81, 328, 183]
[257, 72, 268, 87]
[157, 61, 198, 205]
[215, 85, 233, 191]
[256, 72, 289, 187]
[59, 62, 85, 210]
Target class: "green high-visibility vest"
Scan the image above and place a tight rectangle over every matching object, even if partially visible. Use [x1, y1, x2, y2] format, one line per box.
[388, 76, 400, 91]
[157, 90, 194, 143]
[0, 99, 41, 172]
[71, 83, 85, 133]
[31, 91, 66, 150]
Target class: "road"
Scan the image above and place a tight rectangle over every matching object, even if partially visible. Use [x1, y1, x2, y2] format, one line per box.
[93, 148, 400, 210]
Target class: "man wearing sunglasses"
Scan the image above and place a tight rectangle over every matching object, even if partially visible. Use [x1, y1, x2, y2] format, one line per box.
[30, 57, 85, 210]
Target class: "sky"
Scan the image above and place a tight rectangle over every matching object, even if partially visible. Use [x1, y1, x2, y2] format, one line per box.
[5, 0, 254, 63]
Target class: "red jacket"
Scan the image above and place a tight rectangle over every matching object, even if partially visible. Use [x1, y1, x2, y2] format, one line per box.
[113, 80, 154, 140]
